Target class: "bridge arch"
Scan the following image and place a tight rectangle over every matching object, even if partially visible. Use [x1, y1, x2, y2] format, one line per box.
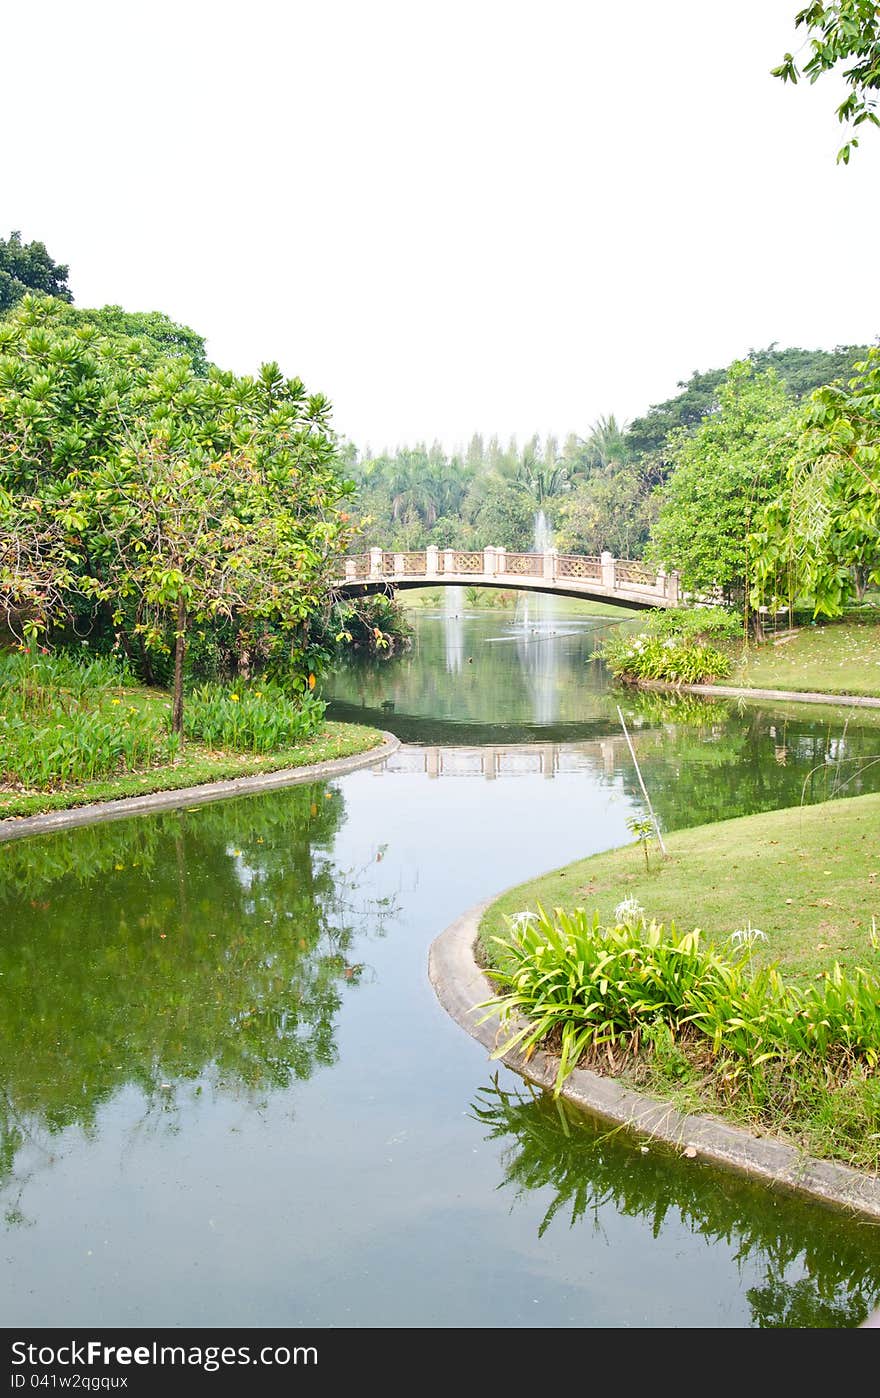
[333, 546, 680, 611]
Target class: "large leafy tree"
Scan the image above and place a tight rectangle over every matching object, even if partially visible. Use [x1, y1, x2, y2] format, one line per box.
[750, 348, 880, 615]
[556, 465, 657, 559]
[48, 304, 210, 375]
[0, 297, 355, 702]
[773, 2, 880, 162]
[0, 484, 80, 641]
[88, 394, 352, 733]
[0, 231, 72, 312]
[648, 363, 796, 602]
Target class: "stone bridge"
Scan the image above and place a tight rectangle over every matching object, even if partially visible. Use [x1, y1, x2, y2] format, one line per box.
[334, 547, 680, 610]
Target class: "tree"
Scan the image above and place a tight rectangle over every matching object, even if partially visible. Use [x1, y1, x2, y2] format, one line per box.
[773, 2, 880, 163]
[87, 420, 349, 734]
[556, 464, 657, 559]
[0, 231, 72, 312]
[648, 363, 796, 602]
[750, 347, 880, 615]
[0, 485, 80, 642]
[0, 298, 355, 703]
[465, 476, 535, 550]
[48, 304, 210, 375]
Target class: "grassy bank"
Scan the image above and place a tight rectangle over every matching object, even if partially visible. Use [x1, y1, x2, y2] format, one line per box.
[0, 722, 385, 821]
[478, 793, 880, 1170]
[0, 652, 384, 821]
[480, 792, 880, 985]
[731, 616, 880, 697]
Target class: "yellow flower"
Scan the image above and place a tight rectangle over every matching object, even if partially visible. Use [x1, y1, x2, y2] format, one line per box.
[308, 673, 316, 690]
[230, 694, 240, 703]
[255, 691, 262, 697]
[111, 698, 121, 705]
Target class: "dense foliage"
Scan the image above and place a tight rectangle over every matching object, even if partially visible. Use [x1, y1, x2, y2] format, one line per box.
[0, 231, 72, 312]
[0, 296, 356, 733]
[595, 606, 740, 684]
[648, 363, 796, 600]
[750, 348, 880, 617]
[482, 904, 880, 1096]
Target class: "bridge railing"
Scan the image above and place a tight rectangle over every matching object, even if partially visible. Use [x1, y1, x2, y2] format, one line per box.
[557, 554, 602, 581]
[338, 546, 679, 605]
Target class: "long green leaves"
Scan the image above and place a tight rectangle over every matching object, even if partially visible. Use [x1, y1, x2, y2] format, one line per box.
[0, 650, 168, 788]
[479, 905, 880, 1096]
[182, 682, 325, 753]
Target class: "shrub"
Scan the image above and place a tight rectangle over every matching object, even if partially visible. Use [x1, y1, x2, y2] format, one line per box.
[0, 649, 170, 788]
[596, 631, 732, 683]
[645, 605, 743, 644]
[479, 905, 880, 1097]
[181, 681, 326, 753]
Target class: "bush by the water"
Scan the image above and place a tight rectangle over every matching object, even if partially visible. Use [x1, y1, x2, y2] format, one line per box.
[182, 681, 326, 753]
[0, 650, 174, 788]
[482, 905, 880, 1100]
[598, 632, 732, 683]
[596, 606, 739, 683]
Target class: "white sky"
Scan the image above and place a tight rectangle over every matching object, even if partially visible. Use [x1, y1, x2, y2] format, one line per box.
[4, 1, 879, 456]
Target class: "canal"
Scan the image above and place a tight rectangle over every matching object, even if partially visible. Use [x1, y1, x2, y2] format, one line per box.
[3, 601, 880, 1327]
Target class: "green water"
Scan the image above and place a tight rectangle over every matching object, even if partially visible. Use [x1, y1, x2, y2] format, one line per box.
[2, 602, 880, 1327]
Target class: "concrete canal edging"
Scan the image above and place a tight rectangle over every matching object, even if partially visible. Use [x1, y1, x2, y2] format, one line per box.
[429, 899, 880, 1223]
[637, 678, 880, 709]
[0, 732, 401, 844]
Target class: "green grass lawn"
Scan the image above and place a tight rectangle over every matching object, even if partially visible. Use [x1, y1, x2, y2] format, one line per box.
[479, 791, 880, 1169]
[480, 791, 880, 986]
[730, 615, 880, 697]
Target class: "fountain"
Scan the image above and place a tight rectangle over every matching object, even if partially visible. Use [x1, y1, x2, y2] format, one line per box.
[515, 510, 555, 634]
[513, 510, 559, 724]
[444, 581, 465, 674]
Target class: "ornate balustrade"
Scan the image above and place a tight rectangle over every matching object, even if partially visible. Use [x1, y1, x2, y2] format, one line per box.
[336, 545, 680, 608]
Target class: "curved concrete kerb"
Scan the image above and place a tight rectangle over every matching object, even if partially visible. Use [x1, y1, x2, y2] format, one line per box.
[429, 900, 880, 1222]
[0, 732, 401, 844]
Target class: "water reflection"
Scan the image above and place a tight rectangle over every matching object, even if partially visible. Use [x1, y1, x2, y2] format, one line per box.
[0, 785, 397, 1220]
[6, 604, 880, 1324]
[472, 1077, 880, 1328]
[443, 586, 465, 674]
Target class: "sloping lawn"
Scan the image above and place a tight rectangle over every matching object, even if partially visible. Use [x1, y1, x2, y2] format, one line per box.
[731, 616, 880, 697]
[480, 791, 880, 986]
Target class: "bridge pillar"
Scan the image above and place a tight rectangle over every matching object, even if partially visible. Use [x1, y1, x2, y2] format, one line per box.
[667, 570, 681, 605]
[543, 548, 558, 582]
[483, 546, 497, 577]
[443, 549, 455, 574]
[344, 557, 357, 582]
[426, 545, 439, 577]
[600, 738, 616, 777]
[495, 546, 507, 577]
[394, 552, 405, 575]
[369, 547, 383, 580]
[601, 551, 616, 590]
[484, 748, 498, 780]
[426, 747, 440, 779]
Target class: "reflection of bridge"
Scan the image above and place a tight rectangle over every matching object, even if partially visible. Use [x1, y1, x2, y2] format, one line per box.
[335, 547, 680, 610]
[375, 739, 628, 780]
